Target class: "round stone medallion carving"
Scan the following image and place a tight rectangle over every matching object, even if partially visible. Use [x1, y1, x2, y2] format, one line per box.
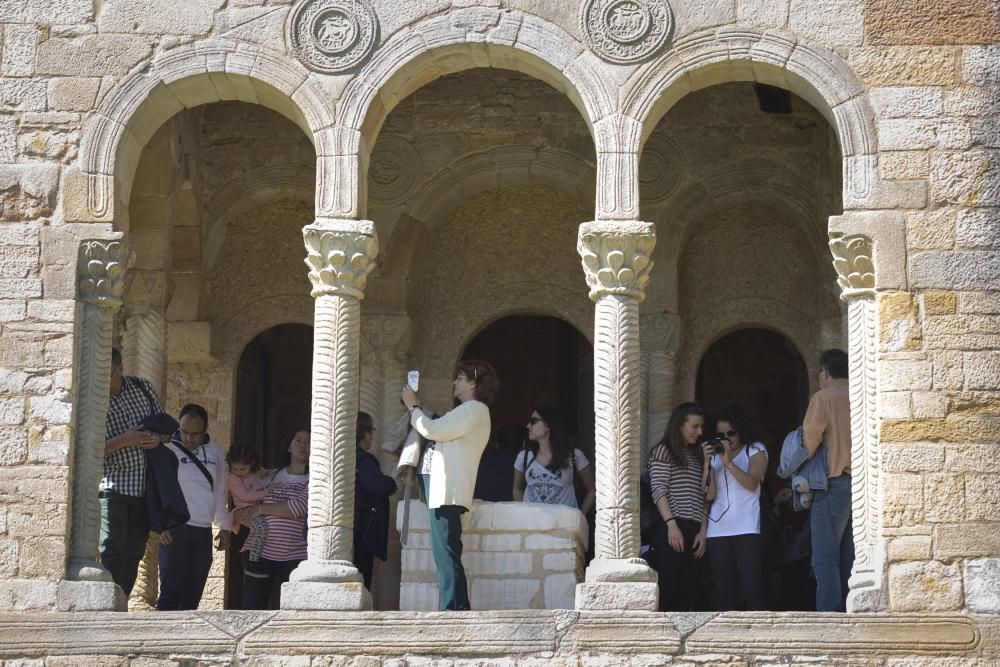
[639, 134, 683, 203]
[289, 0, 379, 74]
[581, 0, 673, 65]
[368, 136, 422, 205]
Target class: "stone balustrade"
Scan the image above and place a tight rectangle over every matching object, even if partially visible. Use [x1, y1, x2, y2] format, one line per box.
[398, 501, 588, 611]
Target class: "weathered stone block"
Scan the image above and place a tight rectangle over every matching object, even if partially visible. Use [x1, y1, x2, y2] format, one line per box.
[880, 151, 930, 181]
[923, 291, 957, 315]
[882, 442, 945, 472]
[911, 392, 948, 419]
[963, 45, 1000, 85]
[880, 292, 921, 351]
[888, 560, 963, 611]
[0, 79, 46, 112]
[930, 150, 1000, 206]
[0, 537, 17, 577]
[280, 581, 372, 611]
[964, 558, 1000, 613]
[1, 25, 37, 77]
[0, 0, 92, 23]
[879, 119, 938, 151]
[911, 251, 1000, 291]
[880, 359, 932, 391]
[849, 47, 957, 86]
[35, 35, 155, 77]
[56, 580, 126, 612]
[98, 0, 225, 35]
[575, 582, 657, 611]
[870, 87, 942, 119]
[789, 0, 864, 47]
[736, 0, 789, 27]
[964, 473, 1000, 522]
[963, 351, 1000, 390]
[167, 321, 213, 363]
[924, 474, 965, 523]
[936, 522, 1000, 557]
[956, 208, 1000, 249]
[0, 426, 27, 465]
[931, 350, 964, 389]
[18, 536, 64, 578]
[0, 579, 56, 611]
[47, 77, 101, 112]
[865, 0, 1000, 45]
[887, 535, 931, 562]
[883, 472, 924, 527]
[0, 398, 25, 426]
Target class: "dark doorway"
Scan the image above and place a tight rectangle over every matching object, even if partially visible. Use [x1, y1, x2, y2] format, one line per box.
[227, 322, 313, 608]
[461, 315, 593, 453]
[695, 327, 809, 480]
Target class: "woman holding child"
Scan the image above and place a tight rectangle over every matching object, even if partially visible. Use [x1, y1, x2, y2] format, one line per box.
[235, 429, 310, 610]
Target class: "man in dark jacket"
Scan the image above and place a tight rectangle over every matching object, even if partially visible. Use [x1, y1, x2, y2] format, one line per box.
[353, 412, 398, 591]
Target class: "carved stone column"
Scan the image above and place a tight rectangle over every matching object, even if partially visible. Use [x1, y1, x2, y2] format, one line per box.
[282, 219, 378, 610]
[361, 314, 411, 434]
[60, 239, 129, 611]
[830, 234, 885, 612]
[575, 221, 659, 611]
[640, 312, 681, 465]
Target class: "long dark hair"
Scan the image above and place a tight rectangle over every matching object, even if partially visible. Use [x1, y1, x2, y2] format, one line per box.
[713, 405, 761, 447]
[524, 406, 573, 473]
[226, 443, 261, 472]
[652, 402, 704, 469]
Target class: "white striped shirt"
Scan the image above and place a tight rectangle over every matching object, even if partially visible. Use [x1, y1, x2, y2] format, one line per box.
[649, 444, 707, 523]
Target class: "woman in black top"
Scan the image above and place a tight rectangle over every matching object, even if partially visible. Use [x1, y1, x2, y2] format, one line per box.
[353, 412, 397, 591]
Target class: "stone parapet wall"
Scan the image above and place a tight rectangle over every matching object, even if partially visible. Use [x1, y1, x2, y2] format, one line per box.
[0, 610, 997, 665]
[398, 500, 587, 611]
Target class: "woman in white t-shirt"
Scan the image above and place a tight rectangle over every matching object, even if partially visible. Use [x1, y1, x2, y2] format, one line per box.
[512, 407, 595, 513]
[706, 406, 768, 611]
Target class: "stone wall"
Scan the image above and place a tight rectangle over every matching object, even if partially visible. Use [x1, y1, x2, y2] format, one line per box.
[399, 500, 588, 611]
[0, 0, 994, 624]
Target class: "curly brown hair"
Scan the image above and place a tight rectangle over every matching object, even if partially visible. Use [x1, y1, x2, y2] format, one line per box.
[454, 359, 499, 405]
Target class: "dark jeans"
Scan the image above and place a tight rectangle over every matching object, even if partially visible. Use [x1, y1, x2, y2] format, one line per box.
[708, 533, 767, 611]
[353, 544, 375, 591]
[242, 556, 301, 610]
[156, 524, 213, 610]
[653, 517, 705, 612]
[99, 489, 149, 596]
[420, 474, 470, 611]
[811, 473, 855, 612]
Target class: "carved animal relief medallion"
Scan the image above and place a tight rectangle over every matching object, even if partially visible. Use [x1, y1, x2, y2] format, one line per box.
[289, 0, 379, 74]
[581, 0, 673, 65]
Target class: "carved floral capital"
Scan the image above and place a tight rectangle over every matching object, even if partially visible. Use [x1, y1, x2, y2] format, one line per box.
[578, 221, 656, 302]
[830, 234, 875, 301]
[78, 239, 129, 308]
[303, 222, 378, 299]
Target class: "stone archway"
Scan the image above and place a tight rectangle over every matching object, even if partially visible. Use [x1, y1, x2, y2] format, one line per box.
[227, 322, 313, 609]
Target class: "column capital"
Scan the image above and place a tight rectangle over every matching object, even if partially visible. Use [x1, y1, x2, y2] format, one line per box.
[78, 239, 129, 308]
[303, 219, 379, 299]
[578, 221, 656, 302]
[829, 233, 875, 301]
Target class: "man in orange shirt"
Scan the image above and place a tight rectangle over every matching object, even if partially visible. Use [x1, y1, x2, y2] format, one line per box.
[803, 348, 855, 612]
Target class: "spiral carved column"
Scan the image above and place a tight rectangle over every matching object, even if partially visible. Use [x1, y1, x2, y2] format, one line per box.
[121, 302, 167, 610]
[640, 313, 680, 466]
[575, 221, 659, 611]
[61, 239, 129, 611]
[831, 234, 886, 612]
[282, 219, 378, 611]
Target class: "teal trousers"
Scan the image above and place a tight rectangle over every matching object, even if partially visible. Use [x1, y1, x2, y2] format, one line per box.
[419, 474, 470, 610]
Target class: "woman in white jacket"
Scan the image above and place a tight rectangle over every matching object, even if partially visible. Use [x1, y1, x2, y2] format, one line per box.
[400, 359, 498, 611]
[156, 403, 231, 610]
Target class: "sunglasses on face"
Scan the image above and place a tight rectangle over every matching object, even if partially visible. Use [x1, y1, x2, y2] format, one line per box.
[717, 429, 738, 438]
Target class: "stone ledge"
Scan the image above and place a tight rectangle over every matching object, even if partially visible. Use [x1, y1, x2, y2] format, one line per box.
[0, 611, 995, 662]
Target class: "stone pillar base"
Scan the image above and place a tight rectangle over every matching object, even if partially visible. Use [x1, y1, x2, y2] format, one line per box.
[575, 582, 658, 610]
[280, 581, 373, 610]
[57, 580, 126, 611]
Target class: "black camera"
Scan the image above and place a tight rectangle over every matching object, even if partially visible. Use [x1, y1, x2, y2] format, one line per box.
[706, 435, 729, 454]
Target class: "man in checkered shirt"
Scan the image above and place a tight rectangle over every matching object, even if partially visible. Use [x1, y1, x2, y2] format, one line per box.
[101, 348, 164, 596]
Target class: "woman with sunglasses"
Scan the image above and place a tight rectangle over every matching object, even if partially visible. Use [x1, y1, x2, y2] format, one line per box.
[706, 405, 769, 610]
[513, 407, 596, 513]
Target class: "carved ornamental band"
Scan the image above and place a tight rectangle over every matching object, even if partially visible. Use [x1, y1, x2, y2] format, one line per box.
[303, 223, 378, 299]
[581, 0, 673, 65]
[829, 234, 875, 300]
[289, 0, 379, 74]
[578, 222, 656, 301]
[78, 240, 129, 308]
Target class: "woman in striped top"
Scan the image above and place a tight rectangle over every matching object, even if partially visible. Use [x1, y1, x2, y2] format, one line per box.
[648, 402, 716, 611]
[238, 429, 310, 610]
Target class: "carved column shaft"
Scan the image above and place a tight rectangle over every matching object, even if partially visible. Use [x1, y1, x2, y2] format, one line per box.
[640, 313, 680, 465]
[577, 222, 657, 571]
[69, 240, 128, 580]
[830, 234, 883, 611]
[283, 219, 377, 611]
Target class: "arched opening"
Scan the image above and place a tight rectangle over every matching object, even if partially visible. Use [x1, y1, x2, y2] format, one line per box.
[460, 315, 594, 501]
[227, 322, 313, 609]
[696, 327, 810, 469]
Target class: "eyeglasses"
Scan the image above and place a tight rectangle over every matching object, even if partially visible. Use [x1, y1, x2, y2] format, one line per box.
[528, 417, 543, 425]
[717, 430, 738, 438]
